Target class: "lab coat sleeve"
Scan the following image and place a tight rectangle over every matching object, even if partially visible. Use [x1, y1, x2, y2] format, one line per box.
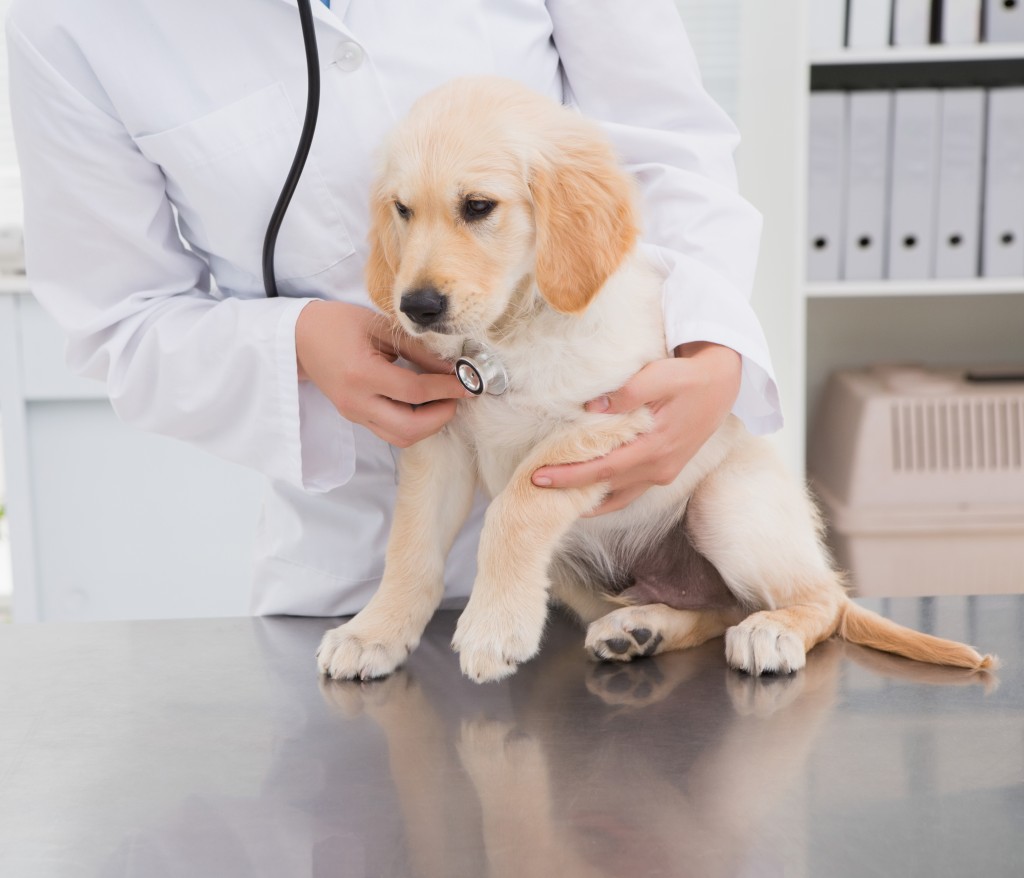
[547, 0, 782, 434]
[6, 21, 354, 492]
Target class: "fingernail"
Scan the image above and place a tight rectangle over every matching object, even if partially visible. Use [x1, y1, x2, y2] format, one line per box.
[586, 395, 611, 413]
[533, 475, 552, 487]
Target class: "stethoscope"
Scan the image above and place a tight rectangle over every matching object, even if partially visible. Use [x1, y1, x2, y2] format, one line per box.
[454, 341, 509, 396]
[263, 0, 509, 397]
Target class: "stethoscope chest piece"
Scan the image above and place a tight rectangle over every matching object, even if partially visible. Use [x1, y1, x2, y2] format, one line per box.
[455, 340, 509, 396]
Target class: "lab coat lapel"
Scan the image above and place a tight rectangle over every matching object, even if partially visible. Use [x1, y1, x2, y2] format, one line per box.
[271, 0, 353, 37]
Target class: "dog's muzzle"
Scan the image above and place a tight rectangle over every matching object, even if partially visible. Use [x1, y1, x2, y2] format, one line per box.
[456, 340, 509, 396]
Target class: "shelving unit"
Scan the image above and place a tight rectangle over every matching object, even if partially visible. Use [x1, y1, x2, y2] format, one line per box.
[807, 278, 1024, 298]
[735, 0, 1024, 474]
[811, 42, 1024, 66]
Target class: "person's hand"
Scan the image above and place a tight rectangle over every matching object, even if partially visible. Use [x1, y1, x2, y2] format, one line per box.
[530, 342, 742, 515]
[295, 300, 471, 447]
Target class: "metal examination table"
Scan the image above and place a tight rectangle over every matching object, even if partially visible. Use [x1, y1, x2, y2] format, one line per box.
[1, 595, 1022, 877]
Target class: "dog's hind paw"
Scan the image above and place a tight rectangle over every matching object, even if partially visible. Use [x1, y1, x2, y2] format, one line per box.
[316, 623, 413, 681]
[725, 613, 806, 676]
[585, 607, 665, 662]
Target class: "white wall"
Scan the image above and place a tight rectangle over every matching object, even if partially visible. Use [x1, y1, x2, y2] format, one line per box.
[0, 0, 22, 225]
[0, 432, 9, 607]
[0, 0, 15, 607]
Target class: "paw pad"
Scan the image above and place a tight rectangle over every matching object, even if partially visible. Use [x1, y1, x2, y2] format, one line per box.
[588, 628, 663, 662]
[631, 627, 653, 646]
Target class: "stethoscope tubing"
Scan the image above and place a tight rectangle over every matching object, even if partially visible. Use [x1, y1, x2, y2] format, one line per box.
[264, 6, 511, 399]
[263, 0, 321, 298]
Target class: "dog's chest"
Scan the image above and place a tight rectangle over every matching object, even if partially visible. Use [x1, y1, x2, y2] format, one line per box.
[446, 254, 668, 497]
[458, 394, 577, 497]
[466, 347, 664, 493]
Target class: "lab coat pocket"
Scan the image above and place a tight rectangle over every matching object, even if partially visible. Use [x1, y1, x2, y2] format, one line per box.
[135, 82, 354, 282]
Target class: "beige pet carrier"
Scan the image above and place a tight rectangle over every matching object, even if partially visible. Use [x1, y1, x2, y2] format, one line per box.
[808, 365, 1024, 597]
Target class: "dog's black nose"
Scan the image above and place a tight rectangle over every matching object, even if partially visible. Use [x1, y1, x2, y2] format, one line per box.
[400, 287, 448, 327]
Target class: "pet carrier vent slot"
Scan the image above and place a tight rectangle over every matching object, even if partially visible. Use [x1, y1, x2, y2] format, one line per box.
[891, 398, 1024, 474]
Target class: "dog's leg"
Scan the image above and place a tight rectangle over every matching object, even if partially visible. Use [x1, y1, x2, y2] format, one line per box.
[318, 430, 475, 680]
[585, 603, 745, 662]
[725, 599, 844, 675]
[452, 414, 650, 683]
[548, 558, 622, 626]
[684, 438, 847, 675]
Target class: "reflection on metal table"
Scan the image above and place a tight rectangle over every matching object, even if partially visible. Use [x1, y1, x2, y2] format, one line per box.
[1, 595, 1022, 877]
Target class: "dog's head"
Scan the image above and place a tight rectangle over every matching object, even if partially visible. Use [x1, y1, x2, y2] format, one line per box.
[366, 76, 639, 353]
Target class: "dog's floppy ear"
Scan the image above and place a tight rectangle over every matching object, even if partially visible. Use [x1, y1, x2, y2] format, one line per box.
[530, 134, 639, 315]
[365, 185, 400, 314]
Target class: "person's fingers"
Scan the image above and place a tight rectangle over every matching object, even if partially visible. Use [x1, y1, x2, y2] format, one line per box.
[531, 436, 652, 490]
[385, 328, 457, 375]
[531, 456, 613, 490]
[397, 343, 457, 376]
[583, 361, 669, 414]
[582, 484, 649, 517]
[361, 310, 457, 374]
[365, 396, 459, 447]
[367, 358, 471, 405]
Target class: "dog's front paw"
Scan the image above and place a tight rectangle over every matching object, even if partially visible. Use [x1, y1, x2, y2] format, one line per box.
[451, 594, 547, 683]
[316, 620, 416, 681]
[725, 612, 806, 676]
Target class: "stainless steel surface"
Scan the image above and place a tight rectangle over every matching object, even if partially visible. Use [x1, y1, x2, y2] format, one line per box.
[1, 596, 1022, 877]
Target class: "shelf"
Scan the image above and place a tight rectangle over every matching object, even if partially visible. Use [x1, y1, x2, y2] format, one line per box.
[806, 278, 1024, 299]
[0, 274, 29, 296]
[811, 47, 1024, 90]
[811, 43, 1024, 67]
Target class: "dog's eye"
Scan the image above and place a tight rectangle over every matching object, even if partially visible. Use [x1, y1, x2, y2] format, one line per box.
[394, 201, 411, 220]
[463, 199, 496, 221]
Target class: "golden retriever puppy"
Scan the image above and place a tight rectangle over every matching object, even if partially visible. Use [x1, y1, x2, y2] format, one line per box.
[317, 76, 995, 683]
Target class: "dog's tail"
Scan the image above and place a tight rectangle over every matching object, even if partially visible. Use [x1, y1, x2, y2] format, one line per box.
[836, 599, 998, 670]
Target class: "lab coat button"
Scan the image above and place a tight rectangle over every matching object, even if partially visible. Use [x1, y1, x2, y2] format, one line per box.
[335, 41, 364, 71]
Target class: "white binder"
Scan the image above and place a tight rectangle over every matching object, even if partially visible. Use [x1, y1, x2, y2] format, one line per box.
[942, 0, 983, 43]
[934, 89, 985, 279]
[893, 0, 933, 46]
[982, 88, 1024, 278]
[848, 0, 894, 48]
[811, 0, 849, 52]
[984, 0, 1024, 41]
[887, 90, 942, 280]
[844, 91, 892, 281]
[808, 93, 849, 282]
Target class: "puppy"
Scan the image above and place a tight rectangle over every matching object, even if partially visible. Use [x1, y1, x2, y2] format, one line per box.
[317, 76, 995, 683]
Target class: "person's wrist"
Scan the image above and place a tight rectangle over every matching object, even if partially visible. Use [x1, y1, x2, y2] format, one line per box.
[673, 340, 738, 362]
[295, 299, 333, 383]
[673, 341, 742, 407]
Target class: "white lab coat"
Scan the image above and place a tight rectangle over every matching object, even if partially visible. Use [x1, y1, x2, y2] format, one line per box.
[7, 0, 779, 616]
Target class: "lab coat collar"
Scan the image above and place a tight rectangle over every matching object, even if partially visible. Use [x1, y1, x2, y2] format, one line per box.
[272, 0, 353, 37]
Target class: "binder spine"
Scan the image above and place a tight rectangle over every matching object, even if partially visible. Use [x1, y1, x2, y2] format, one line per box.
[844, 91, 893, 281]
[887, 90, 942, 280]
[933, 89, 986, 279]
[982, 87, 1024, 278]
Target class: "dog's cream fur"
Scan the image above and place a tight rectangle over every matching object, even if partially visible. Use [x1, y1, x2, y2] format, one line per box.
[317, 77, 995, 683]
